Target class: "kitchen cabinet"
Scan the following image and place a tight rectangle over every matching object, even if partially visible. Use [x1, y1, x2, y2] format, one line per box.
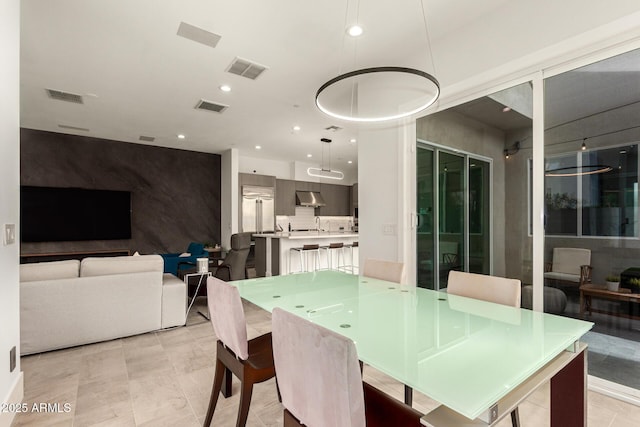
[275, 179, 296, 216]
[239, 173, 276, 188]
[318, 183, 351, 216]
[295, 180, 320, 192]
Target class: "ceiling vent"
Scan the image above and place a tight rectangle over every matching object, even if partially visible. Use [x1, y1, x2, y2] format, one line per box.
[139, 135, 155, 142]
[46, 89, 84, 104]
[176, 22, 221, 49]
[195, 99, 229, 113]
[324, 125, 343, 132]
[226, 57, 268, 80]
[58, 124, 89, 132]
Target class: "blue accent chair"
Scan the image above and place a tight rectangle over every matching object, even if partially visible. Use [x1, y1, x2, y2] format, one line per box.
[160, 242, 208, 275]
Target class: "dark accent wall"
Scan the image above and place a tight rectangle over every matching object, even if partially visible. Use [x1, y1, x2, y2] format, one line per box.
[20, 129, 221, 256]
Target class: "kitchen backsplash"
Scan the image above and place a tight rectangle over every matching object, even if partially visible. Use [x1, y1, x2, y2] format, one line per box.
[277, 207, 354, 232]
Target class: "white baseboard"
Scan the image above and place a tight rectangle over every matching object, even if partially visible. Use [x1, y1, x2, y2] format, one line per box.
[588, 375, 640, 407]
[0, 373, 24, 427]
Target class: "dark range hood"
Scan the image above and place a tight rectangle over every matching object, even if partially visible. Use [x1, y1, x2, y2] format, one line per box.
[295, 191, 326, 207]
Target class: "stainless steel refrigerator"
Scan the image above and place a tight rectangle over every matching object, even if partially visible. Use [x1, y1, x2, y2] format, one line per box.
[242, 186, 275, 233]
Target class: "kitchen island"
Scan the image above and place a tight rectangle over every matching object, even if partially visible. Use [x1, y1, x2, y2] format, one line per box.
[253, 231, 358, 276]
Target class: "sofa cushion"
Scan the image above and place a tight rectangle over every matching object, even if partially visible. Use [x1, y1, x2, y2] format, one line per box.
[544, 271, 581, 282]
[81, 254, 163, 277]
[161, 273, 186, 328]
[20, 260, 80, 282]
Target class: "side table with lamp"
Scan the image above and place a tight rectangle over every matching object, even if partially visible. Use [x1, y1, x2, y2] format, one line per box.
[184, 257, 212, 320]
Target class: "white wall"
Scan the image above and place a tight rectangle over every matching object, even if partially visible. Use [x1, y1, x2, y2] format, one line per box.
[358, 122, 414, 284]
[239, 156, 292, 180]
[0, 0, 23, 424]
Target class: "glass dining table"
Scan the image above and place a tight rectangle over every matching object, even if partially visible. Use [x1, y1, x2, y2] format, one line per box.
[232, 270, 593, 426]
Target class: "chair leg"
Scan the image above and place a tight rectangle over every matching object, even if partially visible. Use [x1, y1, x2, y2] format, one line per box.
[204, 358, 226, 427]
[275, 377, 282, 403]
[404, 385, 413, 406]
[237, 379, 255, 427]
[222, 367, 232, 397]
[510, 407, 520, 427]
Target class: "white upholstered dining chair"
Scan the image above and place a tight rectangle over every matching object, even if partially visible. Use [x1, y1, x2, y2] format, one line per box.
[362, 259, 405, 284]
[203, 277, 277, 427]
[271, 307, 423, 427]
[446, 270, 522, 427]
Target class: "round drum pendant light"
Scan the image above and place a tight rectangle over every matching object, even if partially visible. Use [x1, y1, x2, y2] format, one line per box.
[315, 66, 440, 122]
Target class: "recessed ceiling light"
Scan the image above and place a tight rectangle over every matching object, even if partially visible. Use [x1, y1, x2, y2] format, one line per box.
[347, 25, 363, 37]
[307, 154, 312, 158]
[348, 160, 353, 164]
[255, 145, 261, 150]
[502, 106, 511, 113]
[620, 150, 627, 154]
[350, 138, 357, 143]
[293, 125, 301, 131]
[219, 85, 231, 92]
[177, 134, 186, 139]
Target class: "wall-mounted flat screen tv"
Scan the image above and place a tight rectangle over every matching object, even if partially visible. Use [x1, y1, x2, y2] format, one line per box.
[21, 186, 132, 242]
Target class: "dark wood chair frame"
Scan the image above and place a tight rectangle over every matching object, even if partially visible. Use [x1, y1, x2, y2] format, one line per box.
[283, 382, 423, 427]
[203, 333, 277, 427]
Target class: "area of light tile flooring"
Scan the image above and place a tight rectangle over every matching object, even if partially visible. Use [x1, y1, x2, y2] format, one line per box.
[14, 297, 640, 427]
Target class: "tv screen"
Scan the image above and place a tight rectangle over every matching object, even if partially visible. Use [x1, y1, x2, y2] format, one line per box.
[21, 186, 132, 242]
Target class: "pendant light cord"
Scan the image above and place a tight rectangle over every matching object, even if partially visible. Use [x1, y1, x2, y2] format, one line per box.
[419, 0, 438, 77]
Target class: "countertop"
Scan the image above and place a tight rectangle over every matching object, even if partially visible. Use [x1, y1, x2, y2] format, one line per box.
[253, 231, 358, 240]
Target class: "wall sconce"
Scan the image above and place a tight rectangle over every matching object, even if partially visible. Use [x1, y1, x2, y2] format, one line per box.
[504, 141, 520, 159]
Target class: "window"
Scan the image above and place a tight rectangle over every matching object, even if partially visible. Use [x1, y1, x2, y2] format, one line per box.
[534, 144, 639, 237]
[581, 145, 638, 237]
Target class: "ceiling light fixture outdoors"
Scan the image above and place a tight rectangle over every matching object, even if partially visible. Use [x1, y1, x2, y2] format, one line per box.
[177, 134, 186, 139]
[315, 0, 439, 122]
[502, 106, 512, 113]
[219, 85, 231, 92]
[350, 138, 357, 143]
[255, 145, 261, 150]
[503, 141, 520, 159]
[293, 125, 301, 131]
[307, 154, 313, 158]
[581, 138, 587, 151]
[307, 138, 344, 180]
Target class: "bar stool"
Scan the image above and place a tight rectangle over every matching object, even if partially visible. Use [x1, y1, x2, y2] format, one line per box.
[289, 244, 321, 274]
[339, 241, 358, 274]
[320, 242, 346, 271]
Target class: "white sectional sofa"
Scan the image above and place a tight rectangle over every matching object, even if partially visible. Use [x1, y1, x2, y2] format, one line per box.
[20, 254, 186, 355]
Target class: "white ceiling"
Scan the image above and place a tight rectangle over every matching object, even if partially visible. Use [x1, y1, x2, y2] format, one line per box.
[19, 0, 640, 170]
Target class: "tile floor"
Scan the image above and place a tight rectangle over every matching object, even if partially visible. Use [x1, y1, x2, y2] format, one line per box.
[13, 298, 640, 427]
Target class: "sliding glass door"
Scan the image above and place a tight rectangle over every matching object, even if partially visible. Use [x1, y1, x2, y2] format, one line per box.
[417, 144, 491, 289]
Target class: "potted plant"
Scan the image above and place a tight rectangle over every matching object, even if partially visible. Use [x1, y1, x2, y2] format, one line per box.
[605, 275, 620, 292]
[629, 278, 640, 294]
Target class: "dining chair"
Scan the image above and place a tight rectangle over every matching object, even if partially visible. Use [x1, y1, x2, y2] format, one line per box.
[446, 270, 522, 427]
[362, 258, 405, 284]
[203, 277, 277, 427]
[272, 308, 423, 427]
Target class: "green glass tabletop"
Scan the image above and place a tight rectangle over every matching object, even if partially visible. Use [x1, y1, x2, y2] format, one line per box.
[233, 271, 593, 420]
